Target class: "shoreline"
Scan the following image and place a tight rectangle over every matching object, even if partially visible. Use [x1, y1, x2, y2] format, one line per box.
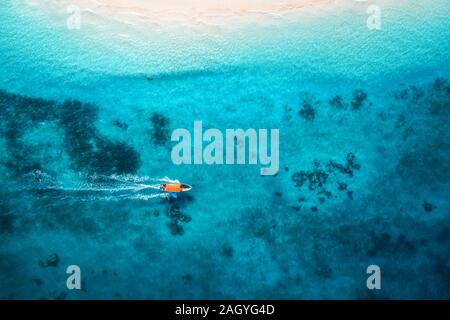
[5, 0, 448, 84]
[23, 0, 352, 27]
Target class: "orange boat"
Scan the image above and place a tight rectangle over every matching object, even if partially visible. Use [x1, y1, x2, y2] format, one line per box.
[160, 183, 192, 193]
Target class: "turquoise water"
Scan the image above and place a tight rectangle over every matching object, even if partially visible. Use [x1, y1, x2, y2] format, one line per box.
[0, 1, 449, 299]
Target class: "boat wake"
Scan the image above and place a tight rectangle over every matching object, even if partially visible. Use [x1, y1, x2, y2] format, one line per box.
[22, 172, 179, 202]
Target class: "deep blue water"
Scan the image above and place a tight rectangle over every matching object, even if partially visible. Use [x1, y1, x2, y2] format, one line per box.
[0, 1, 449, 299]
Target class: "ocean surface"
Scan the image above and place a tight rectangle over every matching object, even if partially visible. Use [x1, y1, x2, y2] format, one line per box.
[0, 0, 449, 299]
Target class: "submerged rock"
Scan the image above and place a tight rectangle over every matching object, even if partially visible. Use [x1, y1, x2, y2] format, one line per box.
[422, 201, 434, 212]
[326, 152, 360, 177]
[328, 89, 368, 110]
[347, 190, 353, 200]
[292, 153, 360, 208]
[299, 100, 316, 121]
[113, 120, 128, 130]
[39, 253, 59, 268]
[167, 221, 184, 236]
[396, 85, 425, 102]
[32, 278, 44, 287]
[338, 182, 348, 190]
[351, 89, 367, 110]
[58, 99, 141, 175]
[221, 245, 234, 258]
[0, 209, 15, 233]
[329, 95, 344, 108]
[182, 274, 193, 281]
[150, 112, 170, 146]
[165, 203, 191, 236]
[433, 78, 449, 92]
[292, 169, 329, 191]
[53, 291, 67, 300]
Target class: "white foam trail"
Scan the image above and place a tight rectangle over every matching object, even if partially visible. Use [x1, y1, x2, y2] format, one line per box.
[123, 193, 170, 200]
[108, 174, 179, 184]
[23, 172, 178, 202]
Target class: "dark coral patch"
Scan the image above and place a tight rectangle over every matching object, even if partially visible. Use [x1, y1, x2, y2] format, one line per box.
[395, 84, 427, 103]
[89, 138, 140, 175]
[0, 89, 57, 123]
[0, 92, 140, 176]
[350, 89, 367, 110]
[428, 78, 450, 115]
[299, 100, 316, 121]
[292, 153, 360, 209]
[0, 201, 15, 233]
[3, 129, 42, 176]
[338, 182, 347, 190]
[433, 78, 450, 92]
[328, 89, 368, 110]
[181, 274, 193, 282]
[396, 141, 450, 187]
[422, 201, 434, 212]
[366, 232, 416, 257]
[113, 120, 128, 130]
[149, 112, 170, 146]
[329, 95, 344, 108]
[58, 100, 140, 175]
[165, 203, 192, 236]
[292, 168, 328, 191]
[327, 152, 360, 177]
[39, 253, 59, 268]
[0, 91, 49, 176]
[220, 245, 234, 258]
[167, 220, 184, 236]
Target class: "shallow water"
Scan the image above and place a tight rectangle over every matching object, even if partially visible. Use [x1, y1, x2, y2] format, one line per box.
[0, 1, 449, 299]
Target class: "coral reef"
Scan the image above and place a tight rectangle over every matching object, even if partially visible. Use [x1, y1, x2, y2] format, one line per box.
[0, 91, 140, 176]
[422, 201, 434, 212]
[0, 202, 15, 233]
[429, 78, 450, 115]
[291, 153, 360, 209]
[220, 245, 234, 258]
[329, 95, 344, 108]
[39, 253, 59, 268]
[350, 89, 368, 110]
[282, 105, 293, 123]
[149, 112, 170, 146]
[60, 100, 140, 175]
[298, 99, 316, 121]
[165, 203, 192, 236]
[328, 89, 368, 110]
[113, 120, 128, 130]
